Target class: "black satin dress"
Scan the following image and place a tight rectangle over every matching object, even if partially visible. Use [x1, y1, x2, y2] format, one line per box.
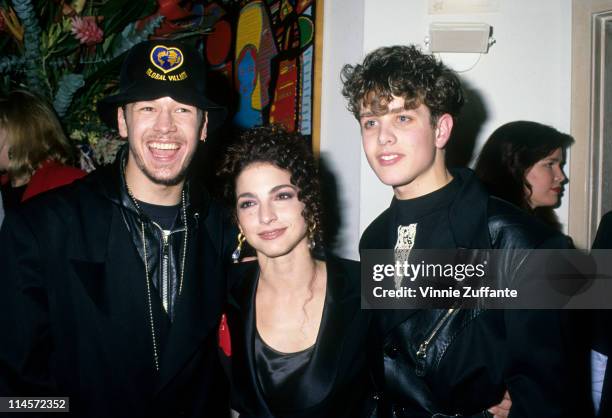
[220, 256, 376, 418]
[254, 329, 314, 412]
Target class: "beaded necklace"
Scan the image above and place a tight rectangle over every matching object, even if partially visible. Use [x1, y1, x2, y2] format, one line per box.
[126, 185, 188, 371]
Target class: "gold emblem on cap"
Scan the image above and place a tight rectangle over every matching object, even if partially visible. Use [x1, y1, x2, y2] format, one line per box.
[149, 45, 185, 74]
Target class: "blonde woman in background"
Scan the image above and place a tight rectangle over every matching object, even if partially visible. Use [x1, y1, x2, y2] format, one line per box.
[0, 89, 85, 208]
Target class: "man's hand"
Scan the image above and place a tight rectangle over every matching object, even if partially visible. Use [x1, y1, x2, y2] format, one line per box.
[488, 390, 511, 418]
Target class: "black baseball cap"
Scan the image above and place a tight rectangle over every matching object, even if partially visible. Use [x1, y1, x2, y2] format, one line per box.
[97, 40, 226, 131]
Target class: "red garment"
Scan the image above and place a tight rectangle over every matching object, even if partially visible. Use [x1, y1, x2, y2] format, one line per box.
[21, 160, 86, 202]
[218, 313, 232, 357]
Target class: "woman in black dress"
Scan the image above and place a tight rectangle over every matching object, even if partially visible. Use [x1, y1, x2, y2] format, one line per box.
[217, 125, 375, 418]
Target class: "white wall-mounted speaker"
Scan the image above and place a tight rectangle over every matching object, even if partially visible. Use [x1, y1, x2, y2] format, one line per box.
[428, 23, 492, 53]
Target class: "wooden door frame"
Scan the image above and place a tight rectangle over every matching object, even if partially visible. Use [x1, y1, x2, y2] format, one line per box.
[569, 0, 612, 248]
[312, 0, 324, 156]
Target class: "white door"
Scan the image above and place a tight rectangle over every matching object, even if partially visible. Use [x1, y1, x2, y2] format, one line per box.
[569, 0, 612, 248]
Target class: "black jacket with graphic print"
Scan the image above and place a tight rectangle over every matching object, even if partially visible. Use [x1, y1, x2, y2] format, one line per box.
[360, 168, 589, 418]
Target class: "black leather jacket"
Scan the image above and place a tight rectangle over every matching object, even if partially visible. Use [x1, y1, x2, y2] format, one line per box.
[0, 145, 236, 417]
[360, 169, 580, 418]
[113, 145, 205, 321]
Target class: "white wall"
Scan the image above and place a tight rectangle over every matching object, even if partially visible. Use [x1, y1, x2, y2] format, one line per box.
[320, 0, 573, 259]
[319, 0, 365, 260]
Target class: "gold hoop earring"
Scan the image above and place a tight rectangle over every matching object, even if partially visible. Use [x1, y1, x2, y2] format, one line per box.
[307, 221, 317, 250]
[232, 232, 246, 263]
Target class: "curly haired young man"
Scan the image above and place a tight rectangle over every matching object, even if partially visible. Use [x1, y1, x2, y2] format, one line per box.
[342, 45, 589, 418]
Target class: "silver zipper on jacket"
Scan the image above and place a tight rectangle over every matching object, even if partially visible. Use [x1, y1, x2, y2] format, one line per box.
[161, 230, 170, 312]
[150, 222, 186, 314]
[415, 308, 456, 375]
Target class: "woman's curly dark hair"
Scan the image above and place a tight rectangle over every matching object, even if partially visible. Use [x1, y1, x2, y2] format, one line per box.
[475, 120, 574, 230]
[217, 125, 323, 249]
[341, 45, 464, 126]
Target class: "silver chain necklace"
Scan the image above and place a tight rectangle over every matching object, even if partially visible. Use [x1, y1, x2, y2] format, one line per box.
[126, 185, 188, 372]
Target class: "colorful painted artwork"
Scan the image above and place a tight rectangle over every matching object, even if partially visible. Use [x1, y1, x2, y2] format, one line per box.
[234, 45, 263, 127]
[203, 0, 319, 140]
[269, 56, 298, 130]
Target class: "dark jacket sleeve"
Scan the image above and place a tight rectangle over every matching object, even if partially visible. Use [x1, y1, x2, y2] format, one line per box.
[503, 309, 576, 417]
[503, 233, 591, 418]
[593, 212, 612, 250]
[0, 210, 56, 396]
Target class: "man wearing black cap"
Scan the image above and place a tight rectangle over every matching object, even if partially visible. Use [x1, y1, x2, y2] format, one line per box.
[0, 40, 233, 417]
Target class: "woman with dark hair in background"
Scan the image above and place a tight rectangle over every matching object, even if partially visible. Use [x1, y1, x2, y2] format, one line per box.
[474, 120, 574, 231]
[476, 120, 597, 416]
[0, 89, 85, 207]
[217, 125, 374, 418]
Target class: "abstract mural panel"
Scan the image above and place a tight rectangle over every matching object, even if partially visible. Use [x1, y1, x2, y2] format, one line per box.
[203, 0, 319, 142]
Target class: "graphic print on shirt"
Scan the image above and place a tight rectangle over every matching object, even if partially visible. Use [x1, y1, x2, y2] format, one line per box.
[394, 223, 417, 289]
